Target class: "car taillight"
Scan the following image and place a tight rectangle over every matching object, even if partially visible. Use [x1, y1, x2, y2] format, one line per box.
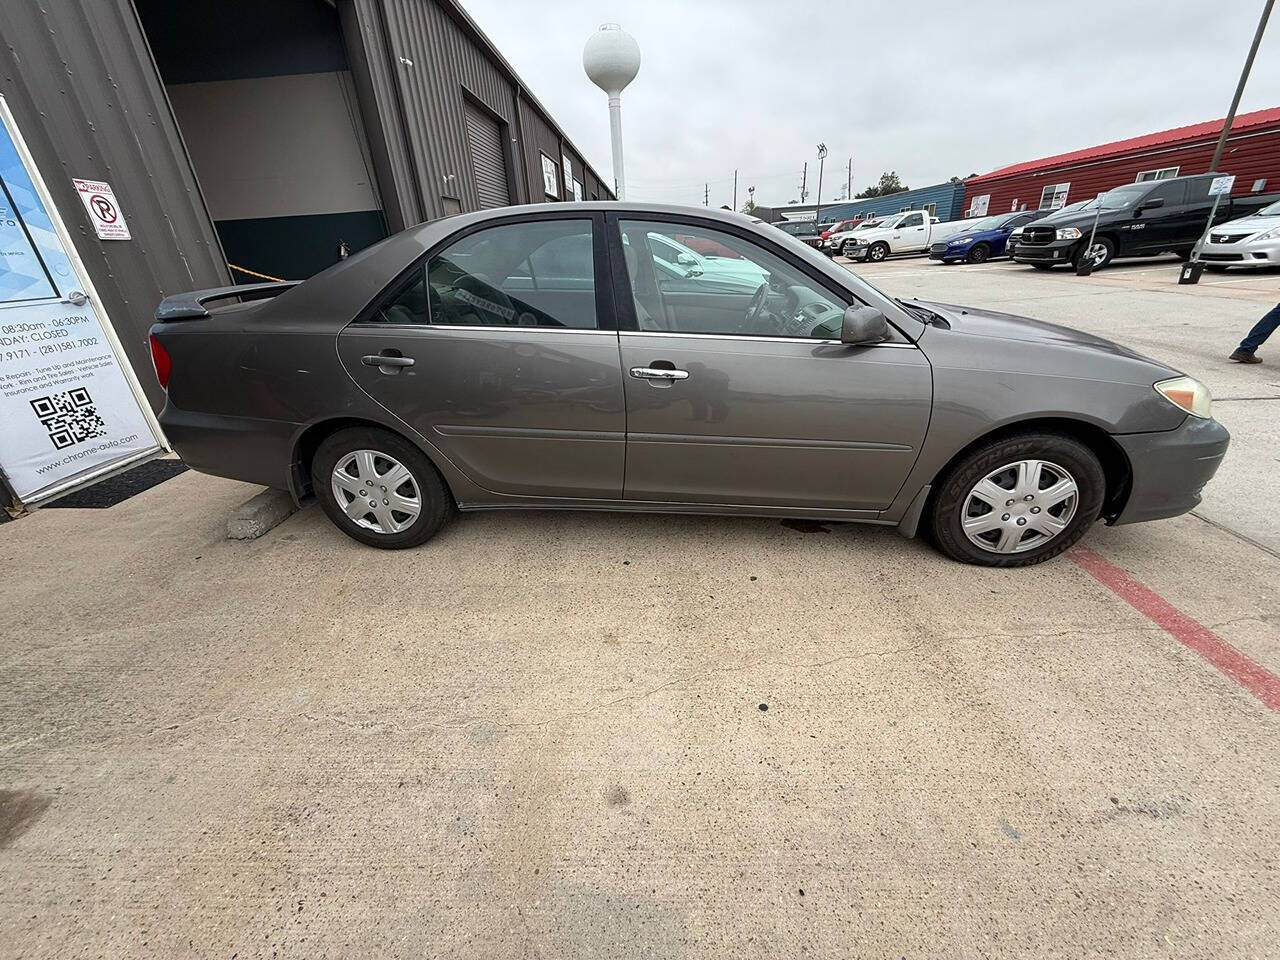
[149, 333, 171, 390]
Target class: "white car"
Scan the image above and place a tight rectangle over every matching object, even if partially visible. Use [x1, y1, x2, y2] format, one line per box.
[825, 219, 886, 256]
[1194, 199, 1280, 271]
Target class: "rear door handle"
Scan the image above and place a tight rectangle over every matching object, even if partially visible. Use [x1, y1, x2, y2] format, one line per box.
[630, 366, 689, 381]
[362, 354, 414, 367]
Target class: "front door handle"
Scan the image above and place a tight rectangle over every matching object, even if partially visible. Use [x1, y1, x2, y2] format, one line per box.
[362, 354, 414, 368]
[630, 366, 689, 381]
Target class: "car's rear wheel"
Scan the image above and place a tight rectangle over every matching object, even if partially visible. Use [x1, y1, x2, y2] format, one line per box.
[867, 242, 890, 262]
[312, 426, 453, 549]
[928, 432, 1105, 567]
[965, 243, 991, 264]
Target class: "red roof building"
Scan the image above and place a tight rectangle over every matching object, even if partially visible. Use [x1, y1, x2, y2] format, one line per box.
[962, 107, 1280, 216]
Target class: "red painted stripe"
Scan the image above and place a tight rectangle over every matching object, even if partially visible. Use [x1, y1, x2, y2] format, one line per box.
[1070, 546, 1280, 711]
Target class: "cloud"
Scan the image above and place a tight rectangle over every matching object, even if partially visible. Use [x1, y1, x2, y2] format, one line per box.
[459, 0, 1280, 207]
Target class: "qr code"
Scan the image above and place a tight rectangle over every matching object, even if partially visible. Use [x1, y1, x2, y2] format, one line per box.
[30, 388, 107, 450]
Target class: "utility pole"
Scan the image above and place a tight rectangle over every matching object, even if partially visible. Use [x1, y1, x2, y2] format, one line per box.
[704, 183, 709, 206]
[815, 143, 828, 226]
[847, 157, 852, 201]
[799, 162, 808, 205]
[1211, 0, 1273, 172]
[733, 169, 738, 210]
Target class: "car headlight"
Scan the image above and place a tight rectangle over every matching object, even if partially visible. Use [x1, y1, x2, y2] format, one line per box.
[1056, 227, 1082, 240]
[1252, 226, 1280, 241]
[947, 237, 971, 246]
[1155, 376, 1212, 419]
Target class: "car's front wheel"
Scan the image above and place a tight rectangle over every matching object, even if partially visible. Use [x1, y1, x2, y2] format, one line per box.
[312, 426, 453, 549]
[867, 242, 890, 262]
[1074, 236, 1115, 271]
[928, 432, 1105, 567]
[965, 243, 991, 264]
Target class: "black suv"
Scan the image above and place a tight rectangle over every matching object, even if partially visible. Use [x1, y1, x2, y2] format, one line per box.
[1012, 174, 1278, 270]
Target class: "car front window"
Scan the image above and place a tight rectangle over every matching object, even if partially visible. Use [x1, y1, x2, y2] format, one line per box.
[619, 219, 851, 339]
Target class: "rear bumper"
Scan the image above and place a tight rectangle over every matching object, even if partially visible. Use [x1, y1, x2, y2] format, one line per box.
[159, 402, 300, 493]
[1111, 416, 1230, 525]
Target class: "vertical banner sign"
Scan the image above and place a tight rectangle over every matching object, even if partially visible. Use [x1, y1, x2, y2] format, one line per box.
[0, 98, 162, 504]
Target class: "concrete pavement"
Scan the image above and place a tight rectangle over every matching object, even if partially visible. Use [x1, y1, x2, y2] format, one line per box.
[2, 460, 1278, 958]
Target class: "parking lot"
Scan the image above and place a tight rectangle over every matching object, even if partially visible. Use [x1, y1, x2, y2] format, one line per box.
[3, 256, 1278, 958]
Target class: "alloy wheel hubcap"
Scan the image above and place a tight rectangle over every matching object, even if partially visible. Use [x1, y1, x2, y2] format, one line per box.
[331, 449, 421, 534]
[961, 459, 1078, 554]
[1086, 243, 1108, 266]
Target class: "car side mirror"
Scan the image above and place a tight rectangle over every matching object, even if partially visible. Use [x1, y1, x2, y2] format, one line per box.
[1137, 196, 1165, 214]
[841, 306, 890, 345]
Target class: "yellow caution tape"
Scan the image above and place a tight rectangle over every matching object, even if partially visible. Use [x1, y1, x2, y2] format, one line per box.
[227, 262, 286, 283]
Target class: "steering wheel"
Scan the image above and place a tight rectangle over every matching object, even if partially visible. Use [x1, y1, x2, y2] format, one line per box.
[743, 282, 770, 331]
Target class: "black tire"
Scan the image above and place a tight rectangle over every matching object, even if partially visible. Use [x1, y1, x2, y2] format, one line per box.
[867, 242, 890, 262]
[927, 432, 1106, 567]
[965, 242, 992, 264]
[311, 426, 453, 549]
[1030, 263, 1054, 271]
[1073, 236, 1114, 271]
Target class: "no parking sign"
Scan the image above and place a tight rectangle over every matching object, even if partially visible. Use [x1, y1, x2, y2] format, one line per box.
[72, 177, 130, 239]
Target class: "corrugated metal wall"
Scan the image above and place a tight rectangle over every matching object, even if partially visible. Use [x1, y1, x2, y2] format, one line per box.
[964, 126, 1280, 216]
[0, 0, 230, 411]
[345, 0, 612, 225]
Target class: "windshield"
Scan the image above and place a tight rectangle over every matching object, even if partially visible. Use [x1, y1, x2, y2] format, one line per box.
[966, 215, 1006, 231]
[1081, 185, 1148, 211]
[1257, 199, 1280, 216]
[775, 221, 815, 235]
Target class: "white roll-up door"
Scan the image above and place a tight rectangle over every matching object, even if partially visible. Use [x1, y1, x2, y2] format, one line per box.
[463, 103, 510, 210]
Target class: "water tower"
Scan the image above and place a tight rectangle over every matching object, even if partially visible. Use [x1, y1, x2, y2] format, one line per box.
[583, 23, 640, 200]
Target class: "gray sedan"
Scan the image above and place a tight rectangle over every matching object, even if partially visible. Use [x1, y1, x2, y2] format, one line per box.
[149, 203, 1228, 567]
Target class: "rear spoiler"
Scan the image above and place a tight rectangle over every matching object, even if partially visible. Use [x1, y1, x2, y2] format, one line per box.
[154, 281, 297, 321]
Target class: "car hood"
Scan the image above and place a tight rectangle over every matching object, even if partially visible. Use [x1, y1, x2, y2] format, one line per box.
[1214, 213, 1278, 234]
[921, 300, 1161, 361]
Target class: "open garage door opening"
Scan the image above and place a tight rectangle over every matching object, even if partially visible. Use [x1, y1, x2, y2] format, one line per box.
[134, 0, 388, 282]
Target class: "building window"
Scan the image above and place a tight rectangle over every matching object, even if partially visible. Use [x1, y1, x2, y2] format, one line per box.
[924, 202, 936, 216]
[1038, 183, 1070, 209]
[1135, 167, 1179, 182]
[967, 194, 990, 216]
[900, 204, 912, 212]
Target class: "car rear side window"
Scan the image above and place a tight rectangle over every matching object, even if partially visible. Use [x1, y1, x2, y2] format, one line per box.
[425, 219, 597, 329]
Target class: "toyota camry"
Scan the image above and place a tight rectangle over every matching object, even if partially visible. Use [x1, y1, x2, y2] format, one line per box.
[149, 204, 1228, 567]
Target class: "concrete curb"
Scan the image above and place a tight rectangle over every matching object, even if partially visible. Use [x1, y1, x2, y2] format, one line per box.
[226, 488, 298, 540]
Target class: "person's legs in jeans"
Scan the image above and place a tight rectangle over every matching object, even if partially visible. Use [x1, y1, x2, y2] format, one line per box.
[1234, 301, 1280, 357]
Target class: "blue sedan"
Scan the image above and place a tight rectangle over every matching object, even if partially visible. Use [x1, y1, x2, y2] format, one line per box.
[929, 210, 1047, 264]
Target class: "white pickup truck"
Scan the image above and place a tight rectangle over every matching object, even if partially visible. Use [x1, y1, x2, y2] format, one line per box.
[843, 211, 978, 262]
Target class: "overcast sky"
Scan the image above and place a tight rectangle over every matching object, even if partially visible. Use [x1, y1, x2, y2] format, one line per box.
[458, 0, 1279, 209]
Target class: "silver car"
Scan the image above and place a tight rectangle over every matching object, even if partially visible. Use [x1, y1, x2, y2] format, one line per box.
[1196, 199, 1280, 271]
[149, 203, 1228, 567]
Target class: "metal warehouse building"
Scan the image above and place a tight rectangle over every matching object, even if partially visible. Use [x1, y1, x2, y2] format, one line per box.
[962, 107, 1280, 217]
[0, 0, 611, 411]
[779, 180, 968, 225]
